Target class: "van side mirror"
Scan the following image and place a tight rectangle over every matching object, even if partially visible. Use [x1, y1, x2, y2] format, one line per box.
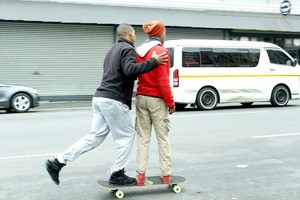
[293, 58, 298, 67]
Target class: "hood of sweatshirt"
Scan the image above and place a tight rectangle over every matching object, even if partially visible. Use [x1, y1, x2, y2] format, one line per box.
[136, 40, 161, 58]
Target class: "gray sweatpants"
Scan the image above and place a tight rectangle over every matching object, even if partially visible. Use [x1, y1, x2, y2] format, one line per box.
[56, 97, 135, 173]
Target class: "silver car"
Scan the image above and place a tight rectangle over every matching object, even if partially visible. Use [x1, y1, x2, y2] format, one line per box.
[0, 83, 40, 113]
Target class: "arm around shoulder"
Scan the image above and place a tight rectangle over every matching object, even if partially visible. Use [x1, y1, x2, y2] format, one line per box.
[121, 47, 158, 77]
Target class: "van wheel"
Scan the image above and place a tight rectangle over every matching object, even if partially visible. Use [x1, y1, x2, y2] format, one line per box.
[270, 85, 289, 107]
[196, 87, 218, 110]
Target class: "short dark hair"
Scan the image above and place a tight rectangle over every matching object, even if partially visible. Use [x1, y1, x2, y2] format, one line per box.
[117, 23, 133, 38]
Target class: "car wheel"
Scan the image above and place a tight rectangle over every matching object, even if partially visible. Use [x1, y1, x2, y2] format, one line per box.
[11, 93, 32, 113]
[270, 85, 289, 107]
[196, 87, 218, 110]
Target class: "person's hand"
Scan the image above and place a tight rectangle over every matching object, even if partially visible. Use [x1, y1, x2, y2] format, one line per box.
[152, 51, 168, 65]
[169, 106, 176, 115]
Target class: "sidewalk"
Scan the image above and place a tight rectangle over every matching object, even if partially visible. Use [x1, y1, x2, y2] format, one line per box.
[33, 98, 137, 111]
[33, 100, 92, 111]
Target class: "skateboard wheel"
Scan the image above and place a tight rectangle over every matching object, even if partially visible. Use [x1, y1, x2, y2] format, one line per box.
[115, 190, 124, 199]
[173, 185, 182, 193]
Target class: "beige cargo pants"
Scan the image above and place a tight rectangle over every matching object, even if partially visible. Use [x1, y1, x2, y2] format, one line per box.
[135, 95, 172, 176]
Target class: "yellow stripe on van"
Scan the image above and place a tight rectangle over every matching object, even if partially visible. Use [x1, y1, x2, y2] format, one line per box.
[179, 74, 300, 78]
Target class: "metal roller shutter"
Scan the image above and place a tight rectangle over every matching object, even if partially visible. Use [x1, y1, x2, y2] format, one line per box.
[0, 22, 114, 99]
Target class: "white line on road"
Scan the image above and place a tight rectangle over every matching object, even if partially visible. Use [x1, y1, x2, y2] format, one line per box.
[236, 164, 249, 168]
[0, 150, 97, 160]
[172, 110, 267, 118]
[252, 133, 300, 139]
[0, 153, 57, 160]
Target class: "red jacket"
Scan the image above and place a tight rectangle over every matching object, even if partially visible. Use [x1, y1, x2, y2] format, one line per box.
[136, 41, 175, 108]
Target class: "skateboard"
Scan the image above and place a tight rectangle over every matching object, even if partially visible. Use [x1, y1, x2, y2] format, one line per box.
[97, 175, 186, 199]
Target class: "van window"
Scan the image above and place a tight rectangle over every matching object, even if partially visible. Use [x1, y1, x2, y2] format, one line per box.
[200, 48, 214, 67]
[224, 48, 239, 67]
[212, 48, 224, 67]
[182, 48, 200, 67]
[182, 47, 260, 68]
[267, 49, 293, 66]
[249, 49, 260, 67]
[239, 49, 251, 67]
[166, 48, 174, 68]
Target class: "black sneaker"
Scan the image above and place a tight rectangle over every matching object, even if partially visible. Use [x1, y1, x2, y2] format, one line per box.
[44, 158, 66, 185]
[109, 169, 137, 186]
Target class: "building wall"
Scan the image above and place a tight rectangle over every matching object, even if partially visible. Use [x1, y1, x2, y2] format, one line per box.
[0, 0, 299, 100]
[1, 0, 299, 31]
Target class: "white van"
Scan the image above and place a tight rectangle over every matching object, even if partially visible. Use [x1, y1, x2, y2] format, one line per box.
[164, 39, 300, 110]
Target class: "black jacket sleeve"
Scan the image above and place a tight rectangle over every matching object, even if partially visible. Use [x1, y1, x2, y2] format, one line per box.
[121, 46, 158, 78]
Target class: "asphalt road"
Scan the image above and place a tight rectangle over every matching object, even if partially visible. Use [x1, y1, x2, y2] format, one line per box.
[1, 100, 300, 200]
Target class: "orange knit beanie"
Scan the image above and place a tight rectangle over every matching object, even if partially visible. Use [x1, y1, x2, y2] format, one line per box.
[143, 21, 165, 37]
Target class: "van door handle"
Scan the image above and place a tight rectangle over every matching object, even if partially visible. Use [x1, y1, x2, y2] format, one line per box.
[270, 69, 275, 71]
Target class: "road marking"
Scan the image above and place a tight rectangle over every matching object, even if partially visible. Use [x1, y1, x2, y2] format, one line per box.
[0, 150, 97, 160]
[173, 110, 267, 118]
[236, 164, 249, 168]
[0, 153, 57, 160]
[252, 133, 300, 139]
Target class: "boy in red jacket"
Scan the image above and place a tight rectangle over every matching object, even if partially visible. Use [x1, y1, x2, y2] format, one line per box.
[135, 21, 176, 186]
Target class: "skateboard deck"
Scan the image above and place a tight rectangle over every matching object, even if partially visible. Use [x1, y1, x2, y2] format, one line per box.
[97, 175, 186, 199]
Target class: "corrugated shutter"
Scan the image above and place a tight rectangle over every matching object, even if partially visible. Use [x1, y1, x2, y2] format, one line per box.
[134, 26, 224, 47]
[0, 22, 114, 98]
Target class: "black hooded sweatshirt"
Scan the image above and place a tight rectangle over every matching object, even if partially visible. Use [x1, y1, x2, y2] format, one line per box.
[94, 38, 158, 109]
